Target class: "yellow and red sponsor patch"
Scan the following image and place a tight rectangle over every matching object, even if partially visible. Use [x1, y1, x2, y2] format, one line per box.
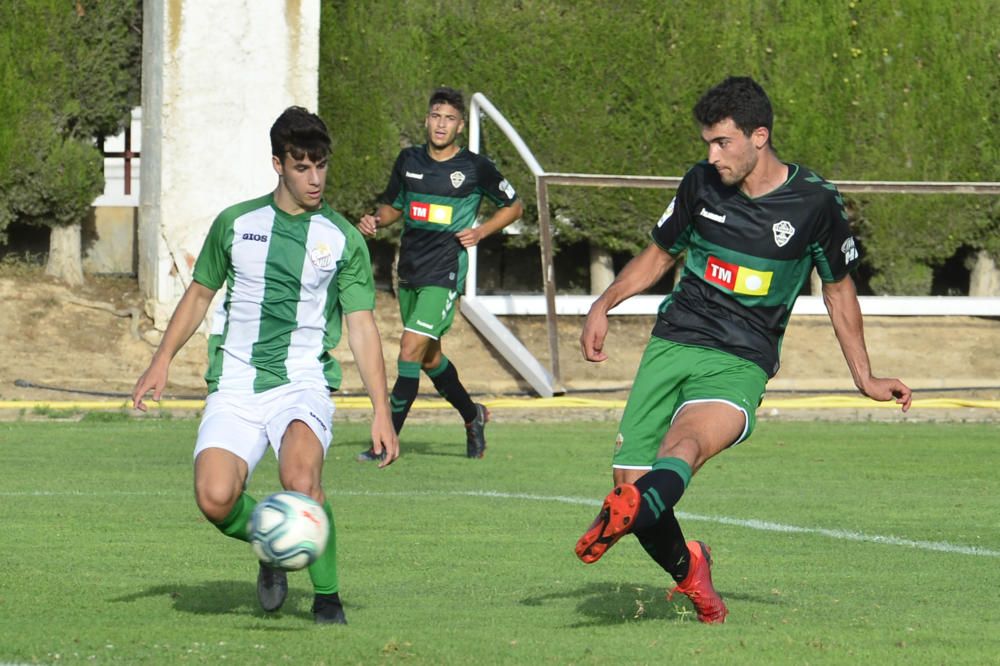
[704, 256, 772, 296]
[409, 201, 453, 225]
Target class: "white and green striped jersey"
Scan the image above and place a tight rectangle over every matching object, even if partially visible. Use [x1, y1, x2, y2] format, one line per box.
[192, 194, 375, 394]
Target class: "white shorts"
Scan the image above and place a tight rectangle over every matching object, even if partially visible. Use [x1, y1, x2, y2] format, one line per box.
[194, 383, 336, 476]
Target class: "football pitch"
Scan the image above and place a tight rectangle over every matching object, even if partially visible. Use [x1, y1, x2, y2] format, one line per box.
[1, 416, 997, 664]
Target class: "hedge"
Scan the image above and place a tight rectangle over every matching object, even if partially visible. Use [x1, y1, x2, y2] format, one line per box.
[319, 0, 999, 295]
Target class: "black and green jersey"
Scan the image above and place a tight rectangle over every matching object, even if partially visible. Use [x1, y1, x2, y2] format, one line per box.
[192, 194, 376, 394]
[378, 145, 518, 289]
[651, 161, 860, 377]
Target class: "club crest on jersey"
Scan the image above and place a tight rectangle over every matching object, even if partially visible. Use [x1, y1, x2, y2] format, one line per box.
[309, 242, 334, 270]
[450, 171, 466, 188]
[705, 255, 773, 296]
[410, 201, 453, 225]
[772, 220, 796, 247]
[614, 432, 624, 455]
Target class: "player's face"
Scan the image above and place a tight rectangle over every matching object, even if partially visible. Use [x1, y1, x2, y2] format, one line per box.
[701, 118, 765, 187]
[425, 102, 464, 149]
[273, 152, 328, 213]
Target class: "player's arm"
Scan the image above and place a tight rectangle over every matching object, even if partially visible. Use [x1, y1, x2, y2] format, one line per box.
[455, 199, 524, 248]
[344, 309, 399, 467]
[132, 281, 217, 411]
[822, 275, 912, 412]
[358, 204, 403, 237]
[581, 243, 677, 362]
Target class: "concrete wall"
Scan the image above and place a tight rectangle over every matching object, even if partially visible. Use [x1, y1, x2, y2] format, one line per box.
[83, 207, 137, 274]
[139, 0, 320, 327]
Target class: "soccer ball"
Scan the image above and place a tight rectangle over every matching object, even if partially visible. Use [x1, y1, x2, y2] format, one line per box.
[248, 491, 329, 571]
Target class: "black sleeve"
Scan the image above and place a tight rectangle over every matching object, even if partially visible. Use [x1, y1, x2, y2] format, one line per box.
[810, 185, 861, 282]
[377, 151, 408, 209]
[650, 165, 700, 255]
[476, 155, 519, 207]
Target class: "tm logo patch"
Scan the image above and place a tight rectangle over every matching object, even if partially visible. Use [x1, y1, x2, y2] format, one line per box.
[410, 201, 453, 225]
[704, 256, 772, 296]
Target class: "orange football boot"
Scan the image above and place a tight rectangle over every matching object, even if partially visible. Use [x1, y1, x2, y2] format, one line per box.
[668, 540, 728, 623]
[574, 484, 641, 563]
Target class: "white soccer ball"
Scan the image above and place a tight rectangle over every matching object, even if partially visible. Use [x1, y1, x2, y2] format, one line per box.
[248, 491, 329, 571]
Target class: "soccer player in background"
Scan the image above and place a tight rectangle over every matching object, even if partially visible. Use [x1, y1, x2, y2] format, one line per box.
[575, 77, 912, 623]
[356, 86, 524, 461]
[131, 106, 398, 624]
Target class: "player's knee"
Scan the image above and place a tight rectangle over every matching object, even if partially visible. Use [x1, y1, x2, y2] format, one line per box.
[195, 483, 240, 523]
[662, 436, 710, 471]
[279, 471, 324, 504]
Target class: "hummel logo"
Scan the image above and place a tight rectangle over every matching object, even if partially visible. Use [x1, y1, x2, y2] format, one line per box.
[416, 319, 433, 329]
[699, 208, 726, 224]
[405, 171, 424, 180]
[440, 290, 458, 318]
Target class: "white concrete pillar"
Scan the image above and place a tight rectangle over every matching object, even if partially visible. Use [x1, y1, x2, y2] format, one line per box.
[139, 0, 320, 327]
[969, 250, 1000, 296]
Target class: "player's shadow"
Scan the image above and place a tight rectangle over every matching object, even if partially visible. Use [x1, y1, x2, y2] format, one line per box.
[521, 581, 781, 627]
[111, 580, 318, 627]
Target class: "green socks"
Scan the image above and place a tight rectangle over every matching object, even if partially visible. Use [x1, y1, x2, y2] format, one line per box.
[307, 500, 339, 594]
[213, 492, 257, 542]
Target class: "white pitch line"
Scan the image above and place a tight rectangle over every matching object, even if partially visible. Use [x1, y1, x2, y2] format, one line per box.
[338, 489, 1000, 558]
[3, 488, 997, 558]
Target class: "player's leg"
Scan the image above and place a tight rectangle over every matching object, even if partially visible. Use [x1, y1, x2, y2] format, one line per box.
[576, 336, 682, 563]
[393, 329, 433, 432]
[193, 392, 269, 540]
[409, 285, 487, 456]
[194, 447, 253, 535]
[193, 393, 284, 613]
[422, 339, 487, 458]
[629, 353, 766, 623]
[270, 387, 344, 624]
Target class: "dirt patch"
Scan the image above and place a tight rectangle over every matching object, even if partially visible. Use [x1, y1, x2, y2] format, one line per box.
[1, 267, 998, 421]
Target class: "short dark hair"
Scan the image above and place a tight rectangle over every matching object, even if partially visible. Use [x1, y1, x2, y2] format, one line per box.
[269, 106, 331, 162]
[693, 76, 773, 143]
[428, 86, 465, 117]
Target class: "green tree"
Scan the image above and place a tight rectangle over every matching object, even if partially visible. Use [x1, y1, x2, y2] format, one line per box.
[0, 0, 141, 285]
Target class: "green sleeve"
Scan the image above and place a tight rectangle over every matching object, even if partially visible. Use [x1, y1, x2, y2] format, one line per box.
[191, 213, 232, 290]
[337, 227, 377, 314]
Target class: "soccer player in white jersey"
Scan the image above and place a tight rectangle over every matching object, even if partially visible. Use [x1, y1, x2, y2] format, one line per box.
[131, 106, 398, 624]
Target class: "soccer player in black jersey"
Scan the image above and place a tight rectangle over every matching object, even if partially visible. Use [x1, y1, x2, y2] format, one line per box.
[357, 87, 523, 460]
[574, 77, 912, 623]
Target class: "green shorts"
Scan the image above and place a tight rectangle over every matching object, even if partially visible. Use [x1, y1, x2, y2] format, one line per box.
[398, 285, 460, 340]
[612, 337, 768, 470]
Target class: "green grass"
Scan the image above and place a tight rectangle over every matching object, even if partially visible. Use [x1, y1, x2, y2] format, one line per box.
[1, 419, 997, 664]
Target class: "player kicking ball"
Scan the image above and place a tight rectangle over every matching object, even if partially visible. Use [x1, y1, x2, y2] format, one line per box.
[575, 77, 911, 623]
[132, 106, 398, 624]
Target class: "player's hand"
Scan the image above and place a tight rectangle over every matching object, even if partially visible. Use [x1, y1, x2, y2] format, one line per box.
[370, 414, 399, 468]
[131, 360, 169, 412]
[455, 227, 483, 248]
[858, 376, 913, 412]
[358, 213, 379, 237]
[580, 309, 610, 362]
